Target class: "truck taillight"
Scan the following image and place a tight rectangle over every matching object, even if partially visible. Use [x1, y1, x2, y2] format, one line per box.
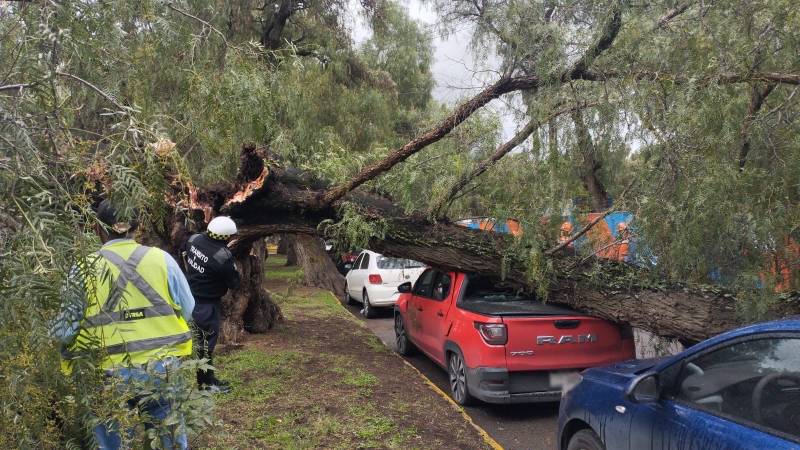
[368, 274, 383, 284]
[474, 322, 507, 345]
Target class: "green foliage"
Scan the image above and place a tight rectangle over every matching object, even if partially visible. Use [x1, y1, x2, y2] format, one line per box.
[426, 0, 800, 314]
[362, 1, 435, 110]
[319, 202, 388, 251]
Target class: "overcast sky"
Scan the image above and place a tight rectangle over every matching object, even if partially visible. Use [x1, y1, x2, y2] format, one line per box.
[347, 0, 520, 141]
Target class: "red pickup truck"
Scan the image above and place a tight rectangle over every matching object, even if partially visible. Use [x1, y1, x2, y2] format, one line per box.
[394, 269, 635, 405]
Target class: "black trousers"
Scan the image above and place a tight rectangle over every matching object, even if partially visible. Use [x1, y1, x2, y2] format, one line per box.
[193, 301, 221, 385]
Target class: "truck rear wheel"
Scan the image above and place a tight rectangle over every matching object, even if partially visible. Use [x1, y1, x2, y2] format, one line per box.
[448, 351, 475, 406]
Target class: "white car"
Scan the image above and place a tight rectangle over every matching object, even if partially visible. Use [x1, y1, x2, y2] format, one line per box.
[344, 250, 426, 318]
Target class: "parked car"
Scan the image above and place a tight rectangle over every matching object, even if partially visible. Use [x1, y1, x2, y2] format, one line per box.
[336, 250, 360, 275]
[558, 318, 800, 450]
[344, 250, 426, 318]
[393, 269, 635, 405]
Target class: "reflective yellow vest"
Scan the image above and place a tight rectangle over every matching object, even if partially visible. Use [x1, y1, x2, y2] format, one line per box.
[61, 241, 192, 374]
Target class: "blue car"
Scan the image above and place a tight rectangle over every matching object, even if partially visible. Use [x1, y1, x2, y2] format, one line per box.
[558, 318, 800, 450]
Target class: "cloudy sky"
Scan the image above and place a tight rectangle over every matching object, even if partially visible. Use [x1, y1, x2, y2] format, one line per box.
[347, 0, 520, 141]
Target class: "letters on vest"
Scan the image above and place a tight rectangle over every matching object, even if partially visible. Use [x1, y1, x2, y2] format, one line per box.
[186, 236, 209, 274]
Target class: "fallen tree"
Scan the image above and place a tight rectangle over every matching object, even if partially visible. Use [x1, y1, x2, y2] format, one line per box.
[176, 145, 799, 345]
[145, 2, 800, 345]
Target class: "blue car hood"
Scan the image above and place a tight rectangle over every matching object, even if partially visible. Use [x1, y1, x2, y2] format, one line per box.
[592, 356, 669, 377]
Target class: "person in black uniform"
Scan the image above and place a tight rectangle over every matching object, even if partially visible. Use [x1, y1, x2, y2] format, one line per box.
[183, 216, 240, 392]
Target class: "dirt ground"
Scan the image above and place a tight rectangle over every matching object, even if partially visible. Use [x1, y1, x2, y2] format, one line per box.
[195, 259, 491, 449]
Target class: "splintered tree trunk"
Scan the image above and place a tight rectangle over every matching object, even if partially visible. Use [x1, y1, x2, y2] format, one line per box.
[292, 234, 345, 298]
[220, 239, 282, 344]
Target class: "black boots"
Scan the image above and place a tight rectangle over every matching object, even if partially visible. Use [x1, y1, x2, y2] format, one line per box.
[197, 368, 231, 394]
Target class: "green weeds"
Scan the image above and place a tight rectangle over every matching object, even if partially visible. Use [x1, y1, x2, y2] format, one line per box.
[216, 350, 307, 403]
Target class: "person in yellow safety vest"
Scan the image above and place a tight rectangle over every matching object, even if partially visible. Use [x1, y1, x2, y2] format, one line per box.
[51, 199, 195, 450]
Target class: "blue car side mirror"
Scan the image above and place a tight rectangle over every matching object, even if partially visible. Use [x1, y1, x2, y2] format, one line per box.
[626, 373, 661, 403]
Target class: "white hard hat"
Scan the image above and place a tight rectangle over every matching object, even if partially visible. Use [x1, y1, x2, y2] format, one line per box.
[207, 216, 237, 240]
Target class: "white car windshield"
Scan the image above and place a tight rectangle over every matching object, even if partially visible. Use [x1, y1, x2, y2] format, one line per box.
[376, 256, 424, 269]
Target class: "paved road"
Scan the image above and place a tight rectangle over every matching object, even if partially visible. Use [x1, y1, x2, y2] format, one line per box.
[343, 303, 560, 450]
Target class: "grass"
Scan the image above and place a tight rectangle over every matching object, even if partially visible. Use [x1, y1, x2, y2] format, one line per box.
[273, 290, 350, 319]
[364, 333, 389, 353]
[217, 349, 307, 403]
[195, 257, 487, 450]
[264, 255, 304, 284]
[196, 262, 417, 449]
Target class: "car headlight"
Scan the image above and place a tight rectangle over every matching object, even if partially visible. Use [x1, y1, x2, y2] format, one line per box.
[561, 373, 583, 398]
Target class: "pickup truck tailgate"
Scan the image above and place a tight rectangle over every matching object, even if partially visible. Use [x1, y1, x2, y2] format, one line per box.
[503, 315, 628, 371]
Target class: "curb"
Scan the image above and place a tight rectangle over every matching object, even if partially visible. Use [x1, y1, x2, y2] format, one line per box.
[398, 358, 504, 450]
[329, 291, 504, 450]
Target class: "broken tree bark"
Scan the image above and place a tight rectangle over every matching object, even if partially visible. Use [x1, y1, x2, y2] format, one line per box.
[155, 145, 284, 345]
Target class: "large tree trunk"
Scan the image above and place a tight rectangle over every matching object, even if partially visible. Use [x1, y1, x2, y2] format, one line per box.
[220, 239, 282, 344]
[292, 234, 345, 298]
[281, 234, 298, 265]
[191, 146, 800, 344]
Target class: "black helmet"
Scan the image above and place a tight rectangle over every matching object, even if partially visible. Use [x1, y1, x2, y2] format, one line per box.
[97, 199, 139, 234]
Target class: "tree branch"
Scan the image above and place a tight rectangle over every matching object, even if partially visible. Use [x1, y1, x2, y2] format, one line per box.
[544, 177, 636, 256]
[54, 72, 126, 110]
[166, 2, 251, 57]
[561, 1, 623, 82]
[430, 101, 600, 218]
[321, 2, 626, 207]
[571, 109, 609, 212]
[0, 83, 34, 93]
[166, 3, 231, 46]
[578, 70, 800, 85]
[320, 3, 796, 209]
[319, 74, 541, 206]
[261, 0, 297, 50]
[738, 82, 777, 170]
[653, 1, 694, 31]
